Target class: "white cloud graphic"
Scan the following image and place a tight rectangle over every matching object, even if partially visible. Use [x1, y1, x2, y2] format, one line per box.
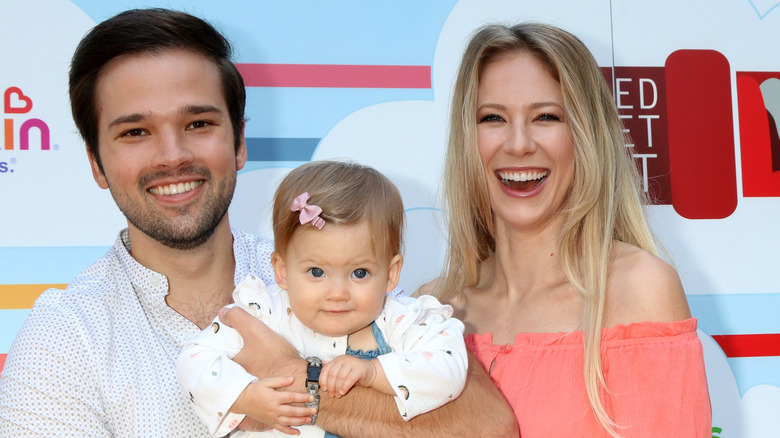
[0, 0, 126, 247]
[741, 384, 780, 437]
[302, 0, 613, 291]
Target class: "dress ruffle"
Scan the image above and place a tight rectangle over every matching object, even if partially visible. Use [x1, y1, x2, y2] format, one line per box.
[465, 318, 698, 349]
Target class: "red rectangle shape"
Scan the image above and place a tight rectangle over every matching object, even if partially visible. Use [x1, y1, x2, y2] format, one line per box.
[712, 333, 780, 357]
[665, 50, 737, 219]
[0, 354, 5, 376]
[236, 64, 431, 89]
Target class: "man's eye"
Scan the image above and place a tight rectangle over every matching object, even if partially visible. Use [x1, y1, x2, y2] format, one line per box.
[122, 128, 148, 137]
[308, 268, 325, 278]
[351, 269, 369, 279]
[187, 120, 210, 129]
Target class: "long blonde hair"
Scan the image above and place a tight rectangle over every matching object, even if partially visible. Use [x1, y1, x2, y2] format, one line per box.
[436, 22, 657, 436]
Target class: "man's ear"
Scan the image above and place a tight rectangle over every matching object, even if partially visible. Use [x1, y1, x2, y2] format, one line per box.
[88, 149, 109, 189]
[271, 252, 288, 290]
[235, 122, 247, 171]
[385, 254, 403, 293]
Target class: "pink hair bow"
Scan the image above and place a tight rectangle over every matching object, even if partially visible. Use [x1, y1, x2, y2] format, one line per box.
[290, 192, 326, 229]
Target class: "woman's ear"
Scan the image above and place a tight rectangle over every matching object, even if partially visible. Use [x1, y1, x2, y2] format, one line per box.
[271, 252, 288, 289]
[385, 254, 404, 293]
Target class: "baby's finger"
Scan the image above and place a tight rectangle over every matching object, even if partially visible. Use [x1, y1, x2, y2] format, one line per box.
[273, 423, 302, 435]
[318, 367, 330, 392]
[277, 415, 313, 426]
[277, 405, 317, 420]
[260, 375, 296, 389]
[275, 390, 314, 405]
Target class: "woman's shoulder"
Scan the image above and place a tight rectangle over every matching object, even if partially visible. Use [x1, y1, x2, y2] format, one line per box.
[606, 242, 692, 327]
[414, 276, 470, 319]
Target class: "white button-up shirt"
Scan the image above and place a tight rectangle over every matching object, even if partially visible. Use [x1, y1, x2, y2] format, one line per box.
[0, 228, 275, 438]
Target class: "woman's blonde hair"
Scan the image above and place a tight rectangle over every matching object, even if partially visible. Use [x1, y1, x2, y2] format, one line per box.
[272, 160, 405, 260]
[436, 22, 658, 437]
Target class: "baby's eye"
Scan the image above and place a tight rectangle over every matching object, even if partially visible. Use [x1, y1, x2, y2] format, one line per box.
[308, 268, 325, 278]
[351, 269, 369, 279]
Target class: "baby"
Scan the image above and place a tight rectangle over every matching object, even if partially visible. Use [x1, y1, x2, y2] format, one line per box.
[178, 160, 467, 437]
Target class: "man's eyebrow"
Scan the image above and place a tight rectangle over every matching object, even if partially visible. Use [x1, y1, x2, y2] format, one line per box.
[182, 104, 223, 116]
[108, 113, 145, 129]
[107, 105, 224, 130]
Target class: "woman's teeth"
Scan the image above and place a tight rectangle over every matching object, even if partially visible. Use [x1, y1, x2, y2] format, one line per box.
[498, 170, 548, 190]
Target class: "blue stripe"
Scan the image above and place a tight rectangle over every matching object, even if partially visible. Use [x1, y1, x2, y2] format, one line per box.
[245, 138, 319, 162]
[0, 247, 109, 284]
[0, 310, 31, 351]
[728, 357, 780, 395]
[688, 293, 780, 335]
[70, 1, 456, 65]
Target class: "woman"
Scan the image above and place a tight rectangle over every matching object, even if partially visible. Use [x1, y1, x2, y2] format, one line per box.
[432, 23, 711, 437]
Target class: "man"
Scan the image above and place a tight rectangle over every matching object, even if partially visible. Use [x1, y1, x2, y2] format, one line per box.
[0, 8, 517, 437]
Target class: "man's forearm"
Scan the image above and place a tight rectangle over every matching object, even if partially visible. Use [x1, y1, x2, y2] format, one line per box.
[221, 307, 517, 436]
[316, 354, 518, 437]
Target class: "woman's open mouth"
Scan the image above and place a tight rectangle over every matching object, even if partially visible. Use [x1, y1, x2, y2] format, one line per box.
[496, 170, 548, 192]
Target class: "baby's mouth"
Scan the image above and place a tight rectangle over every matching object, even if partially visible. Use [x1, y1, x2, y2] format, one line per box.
[497, 170, 548, 191]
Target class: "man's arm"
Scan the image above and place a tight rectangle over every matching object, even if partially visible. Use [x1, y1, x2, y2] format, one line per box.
[221, 306, 518, 437]
[0, 300, 111, 438]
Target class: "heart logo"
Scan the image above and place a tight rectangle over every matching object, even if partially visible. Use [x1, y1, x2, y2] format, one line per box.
[4, 87, 33, 114]
[749, 0, 780, 18]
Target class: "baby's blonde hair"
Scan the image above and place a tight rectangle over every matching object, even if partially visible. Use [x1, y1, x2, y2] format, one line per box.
[272, 160, 405, 260]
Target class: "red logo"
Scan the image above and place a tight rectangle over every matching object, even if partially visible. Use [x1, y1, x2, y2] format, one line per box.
[606, 50, 771, 220]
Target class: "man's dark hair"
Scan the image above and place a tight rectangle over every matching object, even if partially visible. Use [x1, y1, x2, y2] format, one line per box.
[69, 8, 246, 172]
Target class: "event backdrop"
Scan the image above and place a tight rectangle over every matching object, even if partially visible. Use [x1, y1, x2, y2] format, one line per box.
[2, 1, 779, 436]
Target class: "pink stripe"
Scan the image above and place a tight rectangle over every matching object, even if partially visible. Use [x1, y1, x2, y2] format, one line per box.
[0, 354, 5, 376]
[236, 64, 431, 88]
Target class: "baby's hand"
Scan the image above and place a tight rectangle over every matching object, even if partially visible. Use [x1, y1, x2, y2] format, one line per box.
[231, 376, 315, 435]
[319, 355, 377, 397]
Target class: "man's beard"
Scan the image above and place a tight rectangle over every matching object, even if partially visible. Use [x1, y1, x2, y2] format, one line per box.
[110, 166, 236, 250]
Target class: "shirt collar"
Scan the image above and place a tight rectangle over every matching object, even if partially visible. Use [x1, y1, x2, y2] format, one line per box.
[114, 228, 250, 297]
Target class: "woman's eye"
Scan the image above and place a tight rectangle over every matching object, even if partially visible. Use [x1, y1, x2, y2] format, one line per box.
[478, 114, 504, 123]
[351, 269, 369, 279]
[308, 268, 325, 278]
[537, 113, 561, 122]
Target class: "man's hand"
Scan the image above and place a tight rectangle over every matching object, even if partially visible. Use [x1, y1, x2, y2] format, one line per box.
[218, 306, 304, 381]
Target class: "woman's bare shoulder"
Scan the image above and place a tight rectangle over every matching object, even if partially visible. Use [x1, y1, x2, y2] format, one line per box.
[606, 242, 692, 326]
[413, 277, 441, 297]
[415, 277, 469, 318]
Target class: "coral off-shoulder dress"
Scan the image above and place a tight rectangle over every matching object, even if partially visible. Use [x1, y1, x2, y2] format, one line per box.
[465, 318, 712, 437]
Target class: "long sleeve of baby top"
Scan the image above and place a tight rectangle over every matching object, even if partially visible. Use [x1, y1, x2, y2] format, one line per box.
[373, 294, 468, 420]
